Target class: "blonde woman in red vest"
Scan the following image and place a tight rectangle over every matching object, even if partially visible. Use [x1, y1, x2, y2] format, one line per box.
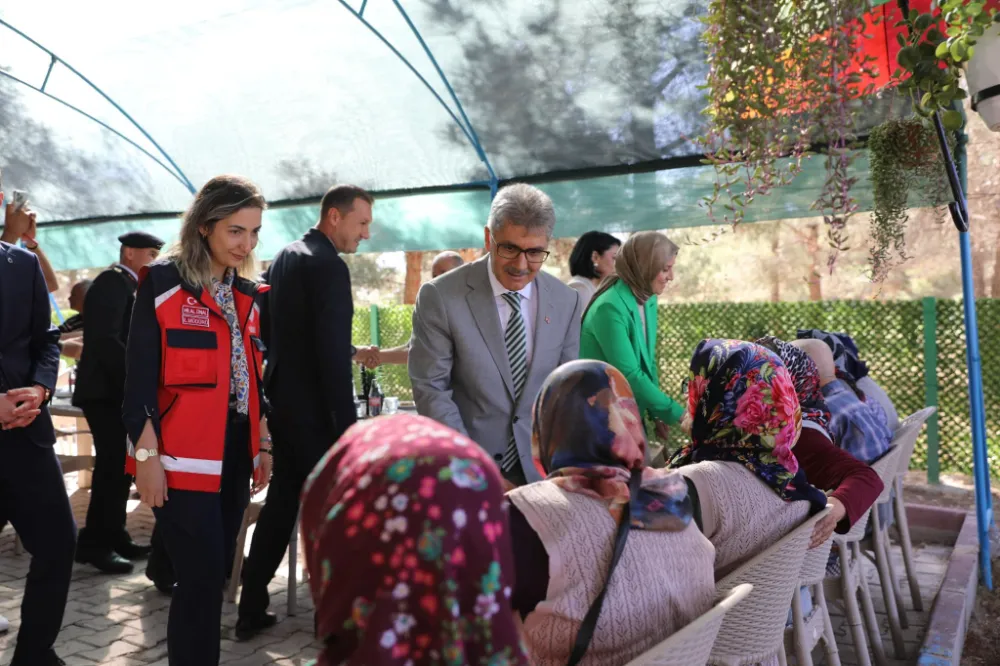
[123, 175, 273, 666]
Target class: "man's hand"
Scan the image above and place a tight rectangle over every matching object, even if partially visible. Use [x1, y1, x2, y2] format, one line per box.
[0, 394, 17, 424]
[354, 345, 381, 369]
[253, 451, 273, 495]
[21, 209, 38, 243]
[810, 497, 847, 549]
[2, 202, 35, 243]
[2, 386, 45, 429]
[136, 456, 168, 508]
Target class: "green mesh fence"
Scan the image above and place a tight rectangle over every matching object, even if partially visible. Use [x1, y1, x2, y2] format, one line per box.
[351, 298, 1000, 478]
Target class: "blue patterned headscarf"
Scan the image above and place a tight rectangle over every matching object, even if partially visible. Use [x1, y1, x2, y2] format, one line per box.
[532, 360, 693, 532]
[669, 340, 827, 514]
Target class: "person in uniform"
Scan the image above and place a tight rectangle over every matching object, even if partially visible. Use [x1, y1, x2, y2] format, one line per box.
[57, 280, 92, 335]
[73, 230, 164, 573]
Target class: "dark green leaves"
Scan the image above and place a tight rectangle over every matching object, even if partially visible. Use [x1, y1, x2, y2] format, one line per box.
[942, 109, 964, 130]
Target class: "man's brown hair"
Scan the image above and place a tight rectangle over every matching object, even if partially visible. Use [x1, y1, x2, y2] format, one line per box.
[320, 185, 373, 221]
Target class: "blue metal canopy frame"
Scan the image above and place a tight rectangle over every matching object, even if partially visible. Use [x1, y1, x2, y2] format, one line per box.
[0, 18, 196, 195]
[336, 0, 499, 196]
[0, 0, 501, 201]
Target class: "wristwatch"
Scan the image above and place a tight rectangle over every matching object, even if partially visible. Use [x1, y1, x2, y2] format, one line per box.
[135, 448, 158, 463]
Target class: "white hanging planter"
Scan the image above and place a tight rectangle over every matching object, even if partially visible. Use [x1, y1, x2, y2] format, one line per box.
[966, 23, 1000, 132]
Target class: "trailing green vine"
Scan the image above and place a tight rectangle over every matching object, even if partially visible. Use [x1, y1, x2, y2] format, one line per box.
[867, 117, 950, 281]
[699, 0, 878, 265]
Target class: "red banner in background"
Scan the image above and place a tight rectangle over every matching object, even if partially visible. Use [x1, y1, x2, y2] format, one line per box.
[852, 0, 999, 92]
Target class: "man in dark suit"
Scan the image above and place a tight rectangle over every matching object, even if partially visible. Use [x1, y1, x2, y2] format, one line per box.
[73, 230, 164, 573]
[0, 192, 77, 666]
[236, 184, 373, 639]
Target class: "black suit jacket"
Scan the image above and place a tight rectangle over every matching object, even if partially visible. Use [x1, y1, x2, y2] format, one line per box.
[73, 264, 136, 406]
[263, 228, 357, 443]
[0, 242, 61, 447]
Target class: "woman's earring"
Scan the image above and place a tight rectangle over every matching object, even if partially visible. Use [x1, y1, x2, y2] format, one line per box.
[593, 262, 600, 273]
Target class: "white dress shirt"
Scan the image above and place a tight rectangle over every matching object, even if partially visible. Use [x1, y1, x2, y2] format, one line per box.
[486, 257, 537, 366]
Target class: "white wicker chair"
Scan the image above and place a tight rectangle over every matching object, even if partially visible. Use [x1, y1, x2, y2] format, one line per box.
[783, 517, 840, 666]
[822, 447, 903, 666]
[859, 446, 909, 659]
[707, 506, 832, 666]
[888, 407, 936, 615]
[625, 584, 753, 666]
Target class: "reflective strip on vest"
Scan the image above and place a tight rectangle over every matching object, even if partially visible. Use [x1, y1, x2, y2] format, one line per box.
[154, 284, 182, 309]
[253, 452, 261, 469]
[160, 456, 223, 475]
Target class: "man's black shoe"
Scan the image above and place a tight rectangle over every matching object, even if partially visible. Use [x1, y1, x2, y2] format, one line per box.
[145, 565, 174, 595]
[11, 648, 65, 665]
[76, 548, 134, 574]
[115, 538, 152, 561]
[235, 612, 278, 641]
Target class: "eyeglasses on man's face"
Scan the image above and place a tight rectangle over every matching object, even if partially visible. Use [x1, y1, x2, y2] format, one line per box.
[490, 232, 550, 264]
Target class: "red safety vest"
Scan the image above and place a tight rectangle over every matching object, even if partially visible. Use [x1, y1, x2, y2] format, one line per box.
[125, 262, 268, 492]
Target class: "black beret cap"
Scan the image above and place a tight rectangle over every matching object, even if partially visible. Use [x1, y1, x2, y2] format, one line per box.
[118, 231, 165, 249]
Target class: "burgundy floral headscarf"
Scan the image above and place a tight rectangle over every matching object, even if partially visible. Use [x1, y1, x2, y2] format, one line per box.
[301, 414, 529, 666]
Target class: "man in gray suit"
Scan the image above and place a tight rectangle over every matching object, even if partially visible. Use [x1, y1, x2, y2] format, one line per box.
[409, 183, 582, 485]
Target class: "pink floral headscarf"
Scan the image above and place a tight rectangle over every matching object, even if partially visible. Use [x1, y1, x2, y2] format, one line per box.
[670, 339, 827, 512]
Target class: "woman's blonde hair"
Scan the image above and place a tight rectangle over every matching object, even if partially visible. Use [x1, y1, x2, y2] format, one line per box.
[165, 175, 267, 286]
[582, 231, 679, 319]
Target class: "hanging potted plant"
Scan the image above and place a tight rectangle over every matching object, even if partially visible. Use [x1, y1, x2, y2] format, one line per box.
[966, 22, 1000, 130]
[699, 0, 880, 261]
[893, 0, 1000, 128]
[864, 0, 999, 279]
[866, 117, 950, 281]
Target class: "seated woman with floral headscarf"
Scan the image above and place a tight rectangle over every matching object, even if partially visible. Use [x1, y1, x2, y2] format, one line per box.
[755, 336, 883, 542]
[669, 339, 830, 577]
[507, 360, 715, 666]
[300, 414, 529, 666]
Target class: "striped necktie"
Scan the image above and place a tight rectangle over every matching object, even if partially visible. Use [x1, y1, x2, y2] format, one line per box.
[501, 291, 527, 472]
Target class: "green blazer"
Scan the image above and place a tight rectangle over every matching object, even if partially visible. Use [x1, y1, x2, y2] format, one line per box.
[579, 279, 684, 425]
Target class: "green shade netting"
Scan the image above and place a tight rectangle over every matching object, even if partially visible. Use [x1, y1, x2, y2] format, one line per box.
[2, 0, 906, 268]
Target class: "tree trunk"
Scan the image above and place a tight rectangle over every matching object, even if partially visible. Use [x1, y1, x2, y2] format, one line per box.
[458, 248, 481, 263]
[972, 233, 988, 298]
[992, 234, 1000, 298]
[769, 228, 781, 303]
[807, 224, 823, 302]
[403, 251, 424, 305]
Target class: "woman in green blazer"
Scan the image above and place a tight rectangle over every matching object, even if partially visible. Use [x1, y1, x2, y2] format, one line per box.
[580, 231, 683, 434]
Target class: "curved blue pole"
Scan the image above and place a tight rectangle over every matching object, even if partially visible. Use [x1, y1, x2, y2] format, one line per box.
[390, 0, 499, 193]
[932, 109, 993, 590]
[335, 0, 480, 153]
[0, 18, 196, 194]
[0, 70, 195, 194]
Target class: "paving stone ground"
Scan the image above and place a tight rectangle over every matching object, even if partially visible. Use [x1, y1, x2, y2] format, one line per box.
[0, 472, 322, 665]
[0, 471, 952, 665]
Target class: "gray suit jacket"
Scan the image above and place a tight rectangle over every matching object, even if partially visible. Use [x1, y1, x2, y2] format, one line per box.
[409, 257, 583, 482]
